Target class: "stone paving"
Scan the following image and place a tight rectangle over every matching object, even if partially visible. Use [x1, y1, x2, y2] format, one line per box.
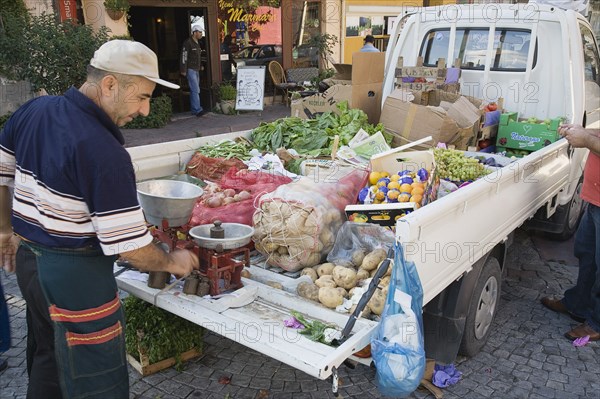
[1, 229, 598, 399]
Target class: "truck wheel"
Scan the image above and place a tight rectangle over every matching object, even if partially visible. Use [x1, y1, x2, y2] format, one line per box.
[546, 178, 585, 241]
[459, 257, 501, 357]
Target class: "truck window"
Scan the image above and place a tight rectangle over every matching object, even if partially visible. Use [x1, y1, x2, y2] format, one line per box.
[420, 28, 536, 71]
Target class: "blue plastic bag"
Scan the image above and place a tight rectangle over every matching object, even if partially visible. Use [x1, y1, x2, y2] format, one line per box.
[371, 241, 425, 397]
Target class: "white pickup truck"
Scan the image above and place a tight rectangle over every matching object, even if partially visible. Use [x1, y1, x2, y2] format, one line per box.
[117, 3, 600, 382]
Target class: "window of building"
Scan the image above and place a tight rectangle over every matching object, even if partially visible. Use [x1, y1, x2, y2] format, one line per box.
[217, 0, 282, 82]
[292, 0, 321, 68]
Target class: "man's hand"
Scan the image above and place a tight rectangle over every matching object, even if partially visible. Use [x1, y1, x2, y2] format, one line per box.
[0, 233, 20, 273]
[559, 124, 600, 156]
[181, 71, 187, 77]
[166, 249, 199, 278]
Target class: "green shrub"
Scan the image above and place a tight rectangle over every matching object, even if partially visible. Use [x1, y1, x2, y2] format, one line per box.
[123, 296, 203, 369]
[218, 83, 237, 101]
[0, 0, 30, 80]
[104, 0, 130, 12]
[122, 95, 173, 129]
[0, 9, 109, 95]
[0, 112, 13, 130]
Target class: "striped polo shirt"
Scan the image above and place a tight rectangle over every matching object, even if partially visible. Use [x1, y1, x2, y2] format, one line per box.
[0, 87, 152, 256]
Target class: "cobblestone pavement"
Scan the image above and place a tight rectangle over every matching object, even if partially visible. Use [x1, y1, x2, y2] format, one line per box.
[1, 229, 598, 399]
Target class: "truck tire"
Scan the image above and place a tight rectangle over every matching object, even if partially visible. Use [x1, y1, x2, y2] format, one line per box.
[545, 177, 585, 241]
[459, 257, 501, 357]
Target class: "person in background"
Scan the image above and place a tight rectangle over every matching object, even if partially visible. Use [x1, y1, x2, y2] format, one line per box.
[220, 34, 235, 82]
[181, 25, 206, 117]
[359, 35, 380, 53]
[541, 123, 600, 341]
[0, 40, 199, 398]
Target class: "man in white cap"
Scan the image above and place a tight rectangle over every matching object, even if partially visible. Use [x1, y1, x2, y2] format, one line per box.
[0, 40, 199, 398]
[181, 25, 206, 117]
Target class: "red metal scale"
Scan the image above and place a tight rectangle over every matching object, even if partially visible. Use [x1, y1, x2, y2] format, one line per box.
[150, 219, 249, 296]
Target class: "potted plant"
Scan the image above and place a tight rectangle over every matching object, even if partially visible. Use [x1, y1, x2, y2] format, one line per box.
[218, 82, 237, 115]
[104, 0, 130, 20]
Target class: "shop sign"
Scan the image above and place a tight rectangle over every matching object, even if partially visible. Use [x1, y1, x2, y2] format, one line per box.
[58, 0, 78, 23]
[219, 0, 276, 26]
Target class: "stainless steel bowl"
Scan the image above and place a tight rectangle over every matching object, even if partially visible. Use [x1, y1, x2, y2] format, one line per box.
[137, 180, 204, 227]
[189, 223, 254, 250]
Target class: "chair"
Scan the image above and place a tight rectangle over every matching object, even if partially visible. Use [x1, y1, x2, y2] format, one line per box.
[268, 61, 298, 106]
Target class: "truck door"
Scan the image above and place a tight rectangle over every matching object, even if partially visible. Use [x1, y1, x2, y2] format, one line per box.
[579, 23, 600, 128]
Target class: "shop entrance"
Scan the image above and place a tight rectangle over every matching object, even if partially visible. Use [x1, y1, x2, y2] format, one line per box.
[129, 6, 213, 114]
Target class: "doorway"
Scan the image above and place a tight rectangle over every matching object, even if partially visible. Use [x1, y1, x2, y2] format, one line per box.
[128, 6, 213, 114]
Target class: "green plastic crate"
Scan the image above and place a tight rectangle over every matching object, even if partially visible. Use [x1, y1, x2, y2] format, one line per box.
[496, 112, 561, 151]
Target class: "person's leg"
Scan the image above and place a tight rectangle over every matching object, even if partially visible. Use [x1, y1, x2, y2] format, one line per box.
[563, 204, 597, 321]
[583, 204, 600, 331]
[15, 245, 62, 399]
[187, 68, 202, 114]
[33, 245, 128, 399]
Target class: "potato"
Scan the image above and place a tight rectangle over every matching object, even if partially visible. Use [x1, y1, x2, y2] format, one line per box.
[368, 287, 387, 315]
[356, 269, 370, 281]
[301, 268, 318, 282]
[318, 287, 344, 309]
[317, 263, 335, 276]
[336, 287, 349, 298]
[361, 249, 388, 271]
[315, 275, 337, 288]
[240, 269, 251, 278]
[351, 249, 366, 268]
[349, 304, 372, 319]
[380, 276, 391, 288]
[266, 281, 283, 290]
[297, 282, 319, 302]
[332, 266, 358, 290]
[277, 246, 289, 255]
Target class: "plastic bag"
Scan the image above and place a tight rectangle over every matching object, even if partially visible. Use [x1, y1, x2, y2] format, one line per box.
[190, 167, 292, 226]
[326, 222, 395, 268]
[371, 241, 425, 397]
[253, 169, 368, 272]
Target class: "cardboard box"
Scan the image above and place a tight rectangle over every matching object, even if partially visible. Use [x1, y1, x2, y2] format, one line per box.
[344, 148, 434, 227]
[379, 89, 483, 150]
[346, 203, 416, 227]
[291, 52, 385, 124]
[395, 57, 461, 93]
[496, 112, 561, 151]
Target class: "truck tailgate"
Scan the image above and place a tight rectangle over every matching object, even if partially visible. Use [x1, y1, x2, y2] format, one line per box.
[116, 269, 378, 380]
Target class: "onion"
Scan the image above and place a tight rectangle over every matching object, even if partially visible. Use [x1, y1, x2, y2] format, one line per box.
[223, 188, 236, 197]
[223, 197, 235, 205]
[237, 190, 252, 201]
[206, 197, 222, 208]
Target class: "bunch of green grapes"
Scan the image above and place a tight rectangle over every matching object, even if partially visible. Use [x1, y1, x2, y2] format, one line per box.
[433, 148, 491, 182]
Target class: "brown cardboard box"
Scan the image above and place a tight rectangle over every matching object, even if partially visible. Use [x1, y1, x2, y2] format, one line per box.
[291, 52, 385, 124]
[379, 89, 459, 149]
[395, 57, 462, 93]
[379, 89, 483, 149]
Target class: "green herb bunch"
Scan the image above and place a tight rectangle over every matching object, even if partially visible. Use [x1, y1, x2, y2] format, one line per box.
[123, 296, 204, 369]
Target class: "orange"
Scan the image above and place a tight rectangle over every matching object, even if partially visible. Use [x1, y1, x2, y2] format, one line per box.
[411, 182, 425, 189]
[398, 193, 410, 202]
[375, 191, 386, 201]
[369, 172, 382, 185]
[411, 186, 425, 196]
[400, 183, 413, 193]
[410, 194, 423, 204]
[387, 181, 401, 190]
[390, 174, 401, 182]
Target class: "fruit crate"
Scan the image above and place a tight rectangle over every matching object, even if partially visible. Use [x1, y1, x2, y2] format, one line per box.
[496, 112, 562, 151]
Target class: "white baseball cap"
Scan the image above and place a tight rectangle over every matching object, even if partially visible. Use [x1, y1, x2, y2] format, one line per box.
[90, 40, 179, 89]
[192, 24, 204, 33]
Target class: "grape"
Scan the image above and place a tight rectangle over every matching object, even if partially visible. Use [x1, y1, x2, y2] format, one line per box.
[433, 148, 491, 182]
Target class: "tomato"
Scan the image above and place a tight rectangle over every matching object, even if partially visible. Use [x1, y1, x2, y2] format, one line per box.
[485, 102, 498, 112]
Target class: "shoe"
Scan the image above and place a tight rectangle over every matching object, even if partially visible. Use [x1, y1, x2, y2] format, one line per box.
[564, 323, 600, 341]
[540, 296, 585, 323]
[0, 358, 7, 372]
[195, 110, 208, 117]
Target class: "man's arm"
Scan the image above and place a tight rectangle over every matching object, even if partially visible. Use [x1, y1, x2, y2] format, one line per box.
[558, 124, 600, 157]
[120, 243, 198, 279]
[0, 186, 19, 273]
